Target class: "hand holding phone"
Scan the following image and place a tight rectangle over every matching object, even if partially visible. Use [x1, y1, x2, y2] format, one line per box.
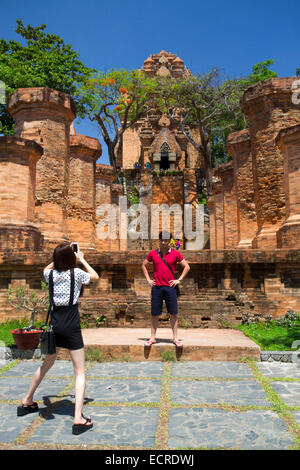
[71, 242, 79, 253]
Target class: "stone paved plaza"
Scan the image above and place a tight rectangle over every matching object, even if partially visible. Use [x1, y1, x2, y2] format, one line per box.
[0, 359, 299, 450]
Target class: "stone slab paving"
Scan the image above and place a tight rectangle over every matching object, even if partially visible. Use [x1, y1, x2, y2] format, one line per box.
[0, 359, 299, 450]
[0, 404, 38, 443]
[87, 361, 164, 378]
[172, 361, 254, 378]
[257, 362, 300, 379]
[270, 382, 300, 407]
[28, 404, 158, 447]
[1, 360, 75, 377]
[81, 378, 162, 403]
[170, 380, 272, 406]
[168, 408, 295, 450]
[292, 411, 300, 425]
[0, 377, 70, 401]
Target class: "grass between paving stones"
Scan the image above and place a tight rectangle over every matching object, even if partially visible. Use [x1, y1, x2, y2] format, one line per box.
[155, 361, 172, 449]
[1, 358, 300, 450]
[0, 359, 18, 375]
[245, 359, 300, 450]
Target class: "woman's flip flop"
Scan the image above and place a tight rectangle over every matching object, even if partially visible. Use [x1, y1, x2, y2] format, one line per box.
[173, 339, 183, 348]
[72, 417, 93, 435]
[17, 402, 39, 416]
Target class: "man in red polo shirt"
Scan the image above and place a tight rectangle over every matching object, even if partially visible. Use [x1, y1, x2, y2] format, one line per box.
[142, 231, 190, 347]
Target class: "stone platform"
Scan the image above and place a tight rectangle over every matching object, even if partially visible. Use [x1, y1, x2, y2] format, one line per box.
[63, 328, 260, 361]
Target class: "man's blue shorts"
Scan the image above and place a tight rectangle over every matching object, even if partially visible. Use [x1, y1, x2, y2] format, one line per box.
[151, 285, 178, 316]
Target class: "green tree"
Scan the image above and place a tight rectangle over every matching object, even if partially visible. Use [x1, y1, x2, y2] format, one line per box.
[210, 59, 278, 166]
[0, 19, 94, 135]
[158, 68, 245, 194]
[78, 69, 159, 172]
[159, 60, 278, 194]
[246, 59, 278, 84]
[296, 67, 300, 77]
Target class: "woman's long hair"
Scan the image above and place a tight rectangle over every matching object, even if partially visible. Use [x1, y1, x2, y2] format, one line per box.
[53, 244, 76, 272]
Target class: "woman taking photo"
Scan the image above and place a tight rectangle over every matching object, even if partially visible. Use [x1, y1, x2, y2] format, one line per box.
[17, 244, 99, 435]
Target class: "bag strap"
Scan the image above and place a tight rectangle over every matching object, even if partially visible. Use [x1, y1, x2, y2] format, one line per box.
[45, 268, 75, 324]
[69, 268, 75, 306]
[156, 249, 175, 278]
[45, 270, 54, 325]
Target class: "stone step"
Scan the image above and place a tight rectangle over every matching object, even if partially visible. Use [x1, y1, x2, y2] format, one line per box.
[57, 328, 261, 362]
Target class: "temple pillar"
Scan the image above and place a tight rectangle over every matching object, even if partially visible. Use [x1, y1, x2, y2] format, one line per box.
[8, 87, 76, 248]
[213, 179, 224, 249]
[139, 170, 153, 250]
[275, 124, 300, 247]
[95, 165, 121, 251]
[241, 78, 300, 249]
[206, 197, 216, 249]
[68, 134, 102, 250]
[0, 136, 43, 251]
[217, 162, 239, 248]
[182, 168, 207, 250]
[226, 129, 257, 248]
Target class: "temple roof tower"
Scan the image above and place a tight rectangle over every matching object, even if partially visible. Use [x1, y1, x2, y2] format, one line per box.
[142, 50, 190, 78]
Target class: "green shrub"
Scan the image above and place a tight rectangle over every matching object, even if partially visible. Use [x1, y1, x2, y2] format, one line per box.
[236, 310, 300, 350]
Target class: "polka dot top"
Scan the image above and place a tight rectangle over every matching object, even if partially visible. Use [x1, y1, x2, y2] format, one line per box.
[44, 268, 91, 306]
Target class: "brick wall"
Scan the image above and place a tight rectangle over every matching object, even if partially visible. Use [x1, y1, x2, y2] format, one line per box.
[2, 250, 300, 327]
[241, 77, 300, 248]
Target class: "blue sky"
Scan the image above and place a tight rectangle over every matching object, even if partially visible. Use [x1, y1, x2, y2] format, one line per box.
[1, 0, 299, 164]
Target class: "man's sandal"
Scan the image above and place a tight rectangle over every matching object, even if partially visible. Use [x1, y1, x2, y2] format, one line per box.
[72, 416, 93, 435]
[17, 402, 39, 416]
[173, 339, 183, 348]
[144, 339, 156, 347]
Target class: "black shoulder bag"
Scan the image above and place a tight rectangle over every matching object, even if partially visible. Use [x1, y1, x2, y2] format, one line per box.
[40, 270, 56, 355]
[156, 250, 180, 297]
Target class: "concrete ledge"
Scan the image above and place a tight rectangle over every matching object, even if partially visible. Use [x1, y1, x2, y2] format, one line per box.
[0, 346, 41, 360]
[79, 328, 261, 362]
[260, 350, 300, 363]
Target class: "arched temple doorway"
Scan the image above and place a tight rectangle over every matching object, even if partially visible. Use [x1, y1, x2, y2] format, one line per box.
[160, 142, 171, 170]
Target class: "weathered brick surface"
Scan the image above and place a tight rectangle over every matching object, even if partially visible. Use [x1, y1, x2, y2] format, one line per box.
[276, 124, 300, 248]
[241, 78, 300, 249]
[152, 174, 184, 245]
[216, 162, 239, 248]
[212, 179, 225, 249]
[1, 79, 300, 329]
[68, 134, 101, 249]
[95, 164, 122, 251]
[8, 87, 76, 248]
[226, 129, 257, 248]
[1, 250, 300, 325]
[0, 136, 44, 251]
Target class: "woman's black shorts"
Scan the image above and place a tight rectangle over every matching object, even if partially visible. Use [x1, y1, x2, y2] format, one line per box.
[51, 304, 84, 350]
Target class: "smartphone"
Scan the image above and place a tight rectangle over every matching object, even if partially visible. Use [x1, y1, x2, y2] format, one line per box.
[71, 242, 79, 253]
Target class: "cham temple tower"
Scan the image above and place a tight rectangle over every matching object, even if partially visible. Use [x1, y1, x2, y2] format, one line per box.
[1, 52, 300, 328]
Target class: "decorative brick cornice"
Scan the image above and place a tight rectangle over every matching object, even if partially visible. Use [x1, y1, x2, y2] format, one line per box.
[70, 134, 102, 161]
[0, 135, 43, 163]
[8, 87, 76, 121]
[241, 77, 298, 115]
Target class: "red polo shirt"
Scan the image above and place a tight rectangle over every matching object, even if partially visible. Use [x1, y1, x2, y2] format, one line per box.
[146, 249, 184, 286]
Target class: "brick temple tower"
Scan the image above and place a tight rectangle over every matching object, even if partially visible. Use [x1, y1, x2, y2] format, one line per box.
[116, 50, 204, 172]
